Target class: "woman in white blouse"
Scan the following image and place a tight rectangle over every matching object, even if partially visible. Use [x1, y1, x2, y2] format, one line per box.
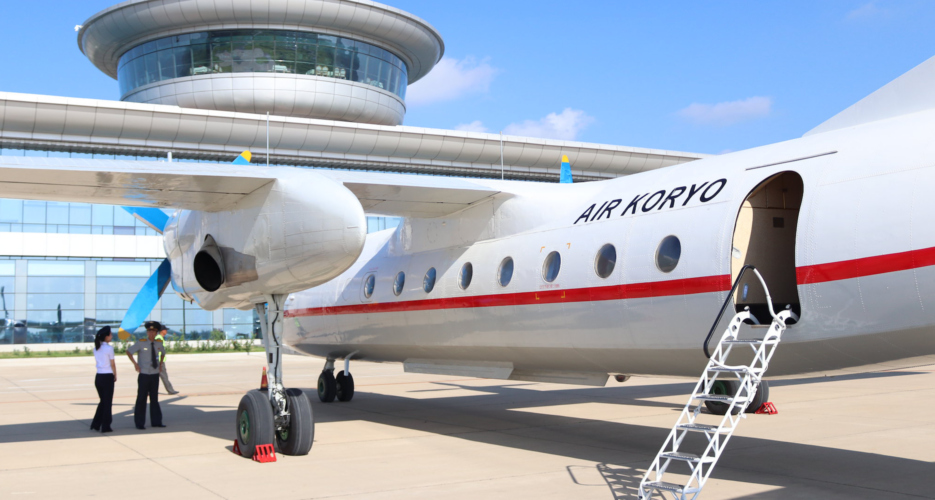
[91, 326, 117, 433]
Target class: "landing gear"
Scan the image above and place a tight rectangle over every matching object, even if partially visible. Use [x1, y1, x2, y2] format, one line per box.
[275, 388, 314, 456]
[234, 294, 314, 458]
[704, 379, 770, 416]
[236, 390, 274, 458]
[336, 370, 354, 402]
[318, 357, 355, 403]
[318, 369, 336, 402]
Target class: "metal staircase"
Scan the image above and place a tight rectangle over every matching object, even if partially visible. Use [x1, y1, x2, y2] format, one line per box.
[638, 266, 798, 500]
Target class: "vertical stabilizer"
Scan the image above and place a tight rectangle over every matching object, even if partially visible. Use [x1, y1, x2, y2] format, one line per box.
[560, 155, 573, 184]
[806, 55, 935, 136]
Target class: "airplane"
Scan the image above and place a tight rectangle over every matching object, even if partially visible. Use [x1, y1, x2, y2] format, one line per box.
[3, 53, 935, 466]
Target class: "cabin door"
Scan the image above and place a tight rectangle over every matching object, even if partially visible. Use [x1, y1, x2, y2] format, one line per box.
[731, 171, 803, 322]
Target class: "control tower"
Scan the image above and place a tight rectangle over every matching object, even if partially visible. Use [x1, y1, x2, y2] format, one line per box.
[77, 0, 445, 126]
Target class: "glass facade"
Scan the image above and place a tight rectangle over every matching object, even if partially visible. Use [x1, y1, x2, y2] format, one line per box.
[117, 30, 409, 100]
[0, 259, 260, 345]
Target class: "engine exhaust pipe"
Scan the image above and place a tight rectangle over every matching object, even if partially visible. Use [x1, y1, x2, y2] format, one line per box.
[194, 234, 226, 292]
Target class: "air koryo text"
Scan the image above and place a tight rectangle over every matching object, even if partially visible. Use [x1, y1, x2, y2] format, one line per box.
[573, 178, 727, 225]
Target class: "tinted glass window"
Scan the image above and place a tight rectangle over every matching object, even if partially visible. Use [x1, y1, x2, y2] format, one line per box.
[656, 235, 681, 273]
[595, 244, 616, 279]
[459, 263, 473, 290]
[117, 29, 409, 99]
[542, 251, 561, 282]
[498, 257, 514, 287]
[393, 271, 405, 296]
[423, 267, 436, 293]
[362, 274, 375, 298]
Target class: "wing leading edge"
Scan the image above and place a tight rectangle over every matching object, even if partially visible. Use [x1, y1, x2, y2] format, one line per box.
[0, 155, 501, 217]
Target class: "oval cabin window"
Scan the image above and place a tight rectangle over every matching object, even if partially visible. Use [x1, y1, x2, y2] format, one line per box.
[498, 257, 514, 287]
[362, 274, 375, 298]
[542, 251, 561, 283]
[459, 262, 473, 290]
[423, 267, 436, 293]
[656, 236, 681, 273]
[393, 271, 405, 296]
[595, 244, 616, 279]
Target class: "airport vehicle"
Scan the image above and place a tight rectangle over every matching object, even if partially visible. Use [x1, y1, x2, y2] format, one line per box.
[2, 54, 935, 466]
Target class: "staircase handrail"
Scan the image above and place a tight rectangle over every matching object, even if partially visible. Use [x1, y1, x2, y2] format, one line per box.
[703, 265, 778, 358]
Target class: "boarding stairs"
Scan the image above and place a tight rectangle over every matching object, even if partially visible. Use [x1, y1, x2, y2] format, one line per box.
[638, 266, 798, 500]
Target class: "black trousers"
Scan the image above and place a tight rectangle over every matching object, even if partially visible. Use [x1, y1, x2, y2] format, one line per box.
[134, 373, 162, 428]
[91, 373, 114, 431]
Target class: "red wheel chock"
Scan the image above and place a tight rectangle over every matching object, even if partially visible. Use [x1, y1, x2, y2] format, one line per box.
[755, 402, 778, 415]
[232, 440, 242, 456]
[252, 444, 277, 463]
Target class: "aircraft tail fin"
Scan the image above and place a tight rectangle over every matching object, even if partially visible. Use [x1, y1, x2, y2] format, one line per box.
[560, 155, 573, 184]
[806, 55, 935, 136]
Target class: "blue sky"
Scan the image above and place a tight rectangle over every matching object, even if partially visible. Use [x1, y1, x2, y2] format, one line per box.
[2, 1, 935, 154]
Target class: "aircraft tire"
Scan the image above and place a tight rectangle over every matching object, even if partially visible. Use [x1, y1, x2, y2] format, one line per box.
[318, 370, 336, 403]
[336, 371, 355, 402]
[236, 389, 275, 458]
[276, 388, 314, 456]
[704, 380, 741, 416]
[745, 380, 770, 414]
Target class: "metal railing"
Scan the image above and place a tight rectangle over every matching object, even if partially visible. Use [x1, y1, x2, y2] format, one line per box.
[703, 265, 779, 358]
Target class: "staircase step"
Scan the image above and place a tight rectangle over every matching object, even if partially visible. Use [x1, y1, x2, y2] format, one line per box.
[678, 423, 727, 433]
[642, 481, 685, 494]
[722, 338, 763, 345]
[660, 451, 707, 463]
[707, 366, 748, 373]
[694, 394, 745, 403]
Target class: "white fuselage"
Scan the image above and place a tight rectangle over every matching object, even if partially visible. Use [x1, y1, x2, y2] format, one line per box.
[283, 109, 935, 379]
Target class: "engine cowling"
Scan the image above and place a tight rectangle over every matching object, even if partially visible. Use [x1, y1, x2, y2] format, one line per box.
[162, 169, 367, 310]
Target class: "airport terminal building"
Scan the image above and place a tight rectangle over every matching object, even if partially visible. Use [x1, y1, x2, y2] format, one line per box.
[0, 0, 705, 344]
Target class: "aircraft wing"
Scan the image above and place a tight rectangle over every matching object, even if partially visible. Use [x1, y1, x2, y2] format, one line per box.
[0, 156, 500, 217]
[0, 156, 274, 212]
[315, 170, 500, 217]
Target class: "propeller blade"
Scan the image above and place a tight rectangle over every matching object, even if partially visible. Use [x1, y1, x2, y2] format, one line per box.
[117, 259, 172, 341]
[121, 207, 170, 234]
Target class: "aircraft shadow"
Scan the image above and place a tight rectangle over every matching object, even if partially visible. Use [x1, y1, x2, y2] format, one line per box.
[0, 370, 928, 499]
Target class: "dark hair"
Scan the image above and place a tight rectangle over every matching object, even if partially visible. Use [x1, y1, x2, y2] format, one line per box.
[95, 326, 112, 351]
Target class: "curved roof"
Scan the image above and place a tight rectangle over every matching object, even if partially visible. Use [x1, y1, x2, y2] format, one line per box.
[77, 0, 444, 84]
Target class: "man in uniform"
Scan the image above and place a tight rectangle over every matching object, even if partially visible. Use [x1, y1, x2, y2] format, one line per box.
[126, 321, 166, 429]
[154, 322, 179, 395]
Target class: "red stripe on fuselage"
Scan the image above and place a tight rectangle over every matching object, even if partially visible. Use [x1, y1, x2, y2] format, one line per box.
[285, 246, 935, 318]
[795, 246, 935, 284]
[285, 275, 731, 318]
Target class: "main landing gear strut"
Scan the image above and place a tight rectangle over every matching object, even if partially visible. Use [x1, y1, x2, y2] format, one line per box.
[235, 294, 314, 458]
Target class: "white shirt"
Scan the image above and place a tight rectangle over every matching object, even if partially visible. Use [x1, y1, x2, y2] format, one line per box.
[94, 343, 115, 374]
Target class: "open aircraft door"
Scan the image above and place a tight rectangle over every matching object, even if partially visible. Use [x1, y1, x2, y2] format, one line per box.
[731, 171, 804, 323]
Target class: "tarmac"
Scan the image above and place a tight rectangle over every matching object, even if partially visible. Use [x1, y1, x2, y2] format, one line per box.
[1, 352, 933, 499]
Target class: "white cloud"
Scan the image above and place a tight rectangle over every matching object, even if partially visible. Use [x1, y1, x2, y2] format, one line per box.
[503, 108, 594, 141]
[455, 120, 489, 133]
[677, 96, 772, 126]
[846, 2, 885, 20]
[406, 57, 497, 106]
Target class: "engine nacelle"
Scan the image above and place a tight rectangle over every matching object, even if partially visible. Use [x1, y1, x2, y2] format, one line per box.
[163, 169, 366, 310]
